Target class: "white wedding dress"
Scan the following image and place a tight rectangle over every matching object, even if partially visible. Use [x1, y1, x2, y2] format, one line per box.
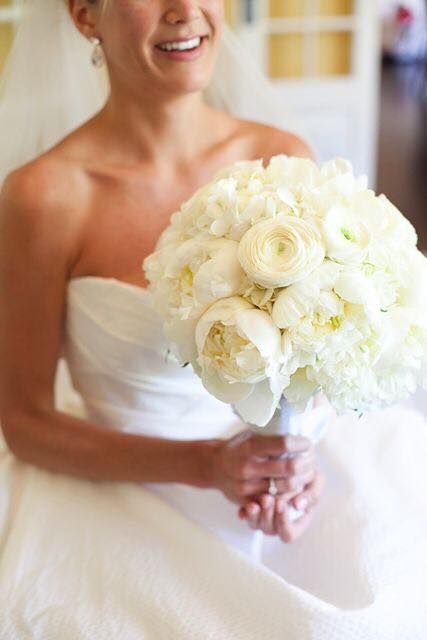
[1, 275, 427, 639]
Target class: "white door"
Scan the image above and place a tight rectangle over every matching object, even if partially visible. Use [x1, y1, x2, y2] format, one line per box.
[228, 0, 382, 187]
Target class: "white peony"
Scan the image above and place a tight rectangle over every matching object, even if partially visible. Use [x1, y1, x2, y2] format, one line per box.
[272, 259, 341, 329]
[144, 238, 244, 323]
[194, 296, 286, 426]
[237, 214, 325, 288]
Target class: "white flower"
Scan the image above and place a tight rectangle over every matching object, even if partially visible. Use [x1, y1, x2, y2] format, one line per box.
[283, 367, 319, 409]
[194, 297, 285, 426]
[371, 194, 418, 245]
[284, 291, 344, 356]
[145, 238, 244, 322]
[320, 157, 369, 195]
[265, 154, 321, 189]
[333, 266, 396, 321]
[237, 214, 325, 288]
[395, 248, 427, 313]
[321, 204, 371, 264]
[272, 260, 341, 329]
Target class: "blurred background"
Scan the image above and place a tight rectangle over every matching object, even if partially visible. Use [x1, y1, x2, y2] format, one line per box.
[0, 0, 425, 250]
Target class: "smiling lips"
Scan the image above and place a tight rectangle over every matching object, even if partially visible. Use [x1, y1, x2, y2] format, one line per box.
[153, 34, 208, 60]
[155, 31, 209, 49]
[156, 36, 204, 52]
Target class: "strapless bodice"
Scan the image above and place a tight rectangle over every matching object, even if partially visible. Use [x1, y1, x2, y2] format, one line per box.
[63, 276, 246, 440]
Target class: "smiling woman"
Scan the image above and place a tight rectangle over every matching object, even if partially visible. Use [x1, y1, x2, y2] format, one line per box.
[0, 1, 426, 639]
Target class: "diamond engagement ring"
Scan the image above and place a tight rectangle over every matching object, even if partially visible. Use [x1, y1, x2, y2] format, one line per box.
[268, 477, 278, 496]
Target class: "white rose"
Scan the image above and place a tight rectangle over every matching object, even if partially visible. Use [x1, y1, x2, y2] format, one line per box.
[237, 214, 325, 288]
[194, 296, 285, 426]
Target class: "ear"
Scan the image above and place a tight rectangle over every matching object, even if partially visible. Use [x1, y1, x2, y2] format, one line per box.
[67, 0, 98, 41]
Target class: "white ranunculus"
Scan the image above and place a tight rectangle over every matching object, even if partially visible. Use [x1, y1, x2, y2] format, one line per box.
[194, 296, 285, 425]
[321, 204, 371, 264]
[237, 214, 325, 288]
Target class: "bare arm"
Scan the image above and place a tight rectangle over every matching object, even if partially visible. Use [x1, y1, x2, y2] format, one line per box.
[0, 164, 218, 487]
[3, 406, 218, 487]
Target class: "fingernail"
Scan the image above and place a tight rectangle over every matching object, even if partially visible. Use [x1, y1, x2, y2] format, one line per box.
[262, 495, 273, 508]
[249, 504, 259, 515]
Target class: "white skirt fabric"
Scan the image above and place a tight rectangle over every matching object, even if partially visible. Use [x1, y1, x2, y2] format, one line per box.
[1, 388, 427, 639]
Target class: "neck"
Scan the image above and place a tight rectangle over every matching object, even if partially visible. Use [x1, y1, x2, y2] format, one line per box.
[95, 80, 224, 170]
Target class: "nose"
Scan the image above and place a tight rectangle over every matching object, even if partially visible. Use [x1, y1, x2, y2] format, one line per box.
[164, 1, 200, 25]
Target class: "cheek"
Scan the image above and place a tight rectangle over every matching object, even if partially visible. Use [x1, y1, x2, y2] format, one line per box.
[203, 1, 225, 41]
[208, 0, 225, 21]
[112, 0, 157, 43]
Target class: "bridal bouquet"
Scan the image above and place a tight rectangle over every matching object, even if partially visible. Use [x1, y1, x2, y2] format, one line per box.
[143, 155, 427, 428]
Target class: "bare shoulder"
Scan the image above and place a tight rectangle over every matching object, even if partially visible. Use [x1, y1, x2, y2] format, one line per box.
[1, 153, 89, 218]
[240, 120, 316, 163]
[0, 154, 90, 272]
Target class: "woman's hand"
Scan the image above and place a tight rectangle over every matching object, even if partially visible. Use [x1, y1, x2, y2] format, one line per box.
[237, 469, 325, 543]
[210, 429, 315, 506]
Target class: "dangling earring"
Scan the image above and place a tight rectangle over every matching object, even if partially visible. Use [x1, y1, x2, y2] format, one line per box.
[90, 36, 105, 68]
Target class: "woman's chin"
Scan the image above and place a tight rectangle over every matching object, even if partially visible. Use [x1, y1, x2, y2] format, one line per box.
[162, 75, 214, 97]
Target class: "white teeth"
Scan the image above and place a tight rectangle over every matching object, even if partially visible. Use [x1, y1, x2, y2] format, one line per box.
[158, 36, 202, 52]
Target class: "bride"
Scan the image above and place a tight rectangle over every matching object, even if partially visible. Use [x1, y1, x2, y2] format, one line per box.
[0, 1, 426, 638]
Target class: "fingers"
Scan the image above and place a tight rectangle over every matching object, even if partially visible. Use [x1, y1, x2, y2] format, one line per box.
[290, 470, 325, 512]
[258, 494, 276, 534]
[241, 501, 261, 530]
[240, 495, 277, 535]
[249, 434, 313, 458]
[274, 502, 314, 543]
[236, 467, 316, 500]
[253, 450, 314, 478]
[261, 468, 316, 496]
[239, 471, 326, 542]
